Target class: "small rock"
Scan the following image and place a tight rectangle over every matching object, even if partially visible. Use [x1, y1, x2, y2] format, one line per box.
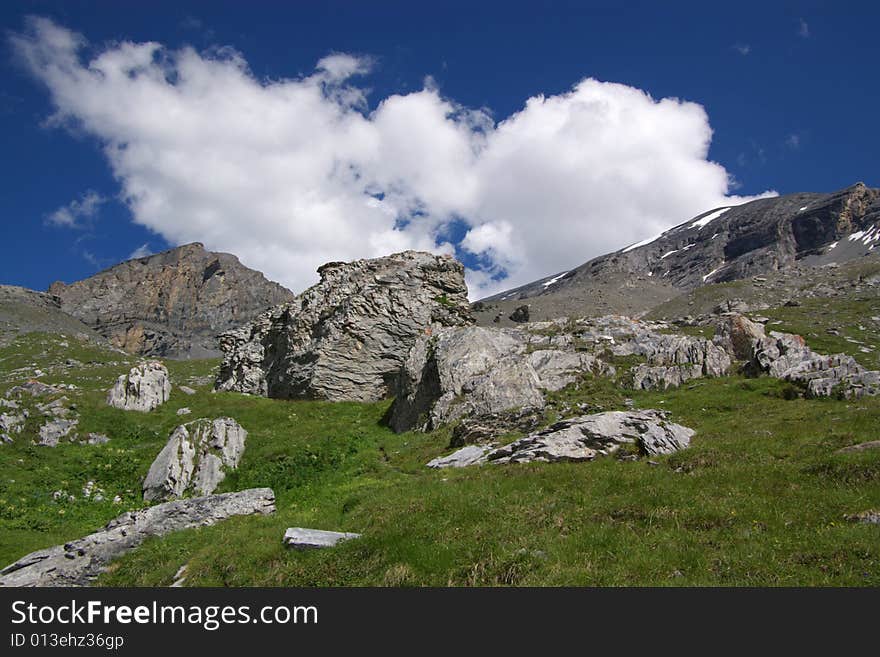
[178, 386, 196, 396]
[176, 407, 192, 416]
[509, 305, 530, 323]
[427, 445, 490, 469]
[283, 527, 361, 550]
[84, 433, 110, 445]
[37, 418, 79, 447]
[836, 440, 880, 455]
[845, 510, 880, 525]
[171, 564, 188, 587]
[107, 361, 171, 412]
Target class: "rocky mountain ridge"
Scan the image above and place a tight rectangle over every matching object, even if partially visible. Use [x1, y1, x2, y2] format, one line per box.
[48, 243, 295, 358]
[0, 285, 105, 347]
[476, 183, 880, 325]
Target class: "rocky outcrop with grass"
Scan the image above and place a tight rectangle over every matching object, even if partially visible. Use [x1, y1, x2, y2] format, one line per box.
[428, 409, 694, 467]
[48, 243, 294, 358]
[390, 316, 728, 434]
[143, 417, 248, 502]
[0, 488, 276, 587]
[215, 251, 474, 402]
[107, 361, 171, 412]
[752, 328, 880, 398]
[389, 324, 610, 433]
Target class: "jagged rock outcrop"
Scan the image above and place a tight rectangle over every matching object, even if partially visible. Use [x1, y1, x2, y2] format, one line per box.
[0, 488, 276, 587]
[215, 251, 473, 402]
[618, 332, 731, 391]
[428, 410, 694, 467]
[0, 409, 27, 444]
[48, 243, 294, 358]
[713, 313, 880, 398]
[107, 362, 171, 412]
[390, 315, 735, 434]
[389, 325, 610, 433]
[143, 418, 247, 502]
[755, 333, 880, 398]
[391, 316, 739, 433]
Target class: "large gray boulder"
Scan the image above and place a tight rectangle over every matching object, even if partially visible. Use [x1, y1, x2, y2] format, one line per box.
[215, 251, 473, 402]
[0, 488, 276, 587]
[389, 325, 608, 433]
[143, 417, 247, 502]
[107, 361, 171, 412]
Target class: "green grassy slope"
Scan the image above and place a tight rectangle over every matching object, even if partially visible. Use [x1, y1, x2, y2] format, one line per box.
[1, 299, 878, 586]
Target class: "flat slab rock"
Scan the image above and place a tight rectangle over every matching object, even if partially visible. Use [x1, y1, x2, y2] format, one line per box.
[427, 409, 694, 468]
[283, 527, 361, 550]
[0, 487, 276, 587]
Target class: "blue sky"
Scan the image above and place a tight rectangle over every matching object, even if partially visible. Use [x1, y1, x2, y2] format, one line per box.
[1, 1, 878, 296]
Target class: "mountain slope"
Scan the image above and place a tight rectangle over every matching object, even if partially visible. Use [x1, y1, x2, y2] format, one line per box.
[48, 243, 295, 358]
[0, 285, 105, 347]
[476, 183, 880, 325]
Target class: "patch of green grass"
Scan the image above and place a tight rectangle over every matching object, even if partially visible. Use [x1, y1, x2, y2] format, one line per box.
[757, 297, 880, 369]
[2, 328, 879, 587]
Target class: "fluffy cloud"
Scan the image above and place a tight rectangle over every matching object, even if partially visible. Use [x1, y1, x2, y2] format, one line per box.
[46, 189, 105, 228]
[13, 17, 773, 298]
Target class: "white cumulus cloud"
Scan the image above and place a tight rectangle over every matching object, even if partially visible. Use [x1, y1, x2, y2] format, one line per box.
[46, 189, 105, 228]
[13, 17, 774, 298]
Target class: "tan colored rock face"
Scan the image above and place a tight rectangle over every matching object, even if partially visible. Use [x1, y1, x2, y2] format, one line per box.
[215, 251, 474, 402]
[48, 243, 294, 358]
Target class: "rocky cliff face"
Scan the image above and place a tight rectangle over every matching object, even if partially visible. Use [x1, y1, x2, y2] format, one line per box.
[215, 251, 474, 402]
[477, 183, 880, 324]
[48, 243, 295, 358]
